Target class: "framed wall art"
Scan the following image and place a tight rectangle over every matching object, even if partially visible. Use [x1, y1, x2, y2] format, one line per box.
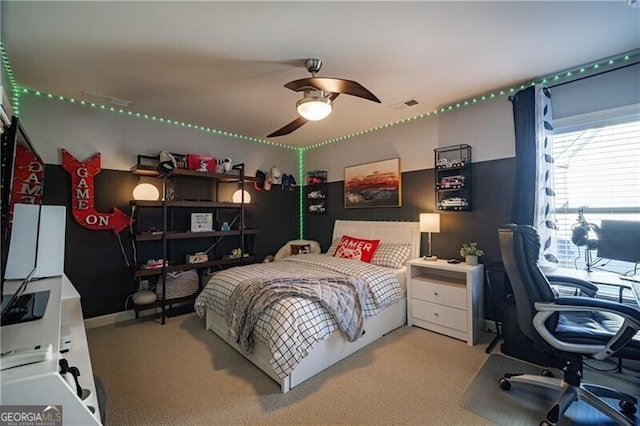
[344, 157, 401, 208]
[307, 170, 327, 185]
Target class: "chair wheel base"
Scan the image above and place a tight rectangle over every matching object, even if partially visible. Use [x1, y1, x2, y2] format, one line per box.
[620, 400, 637, 416]
[541, 369, 554, 377]
[498, 377, 511, 390]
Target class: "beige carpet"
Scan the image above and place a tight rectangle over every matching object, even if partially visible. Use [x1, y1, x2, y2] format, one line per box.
[87, 313, 492, 425]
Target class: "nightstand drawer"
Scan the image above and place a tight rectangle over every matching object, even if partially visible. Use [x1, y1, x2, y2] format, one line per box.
[411, 277, 466, 310]
[411, 299, 467, 332]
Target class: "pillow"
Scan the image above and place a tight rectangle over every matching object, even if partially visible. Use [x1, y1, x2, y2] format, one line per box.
[333, 235, 380, 263]
[326, 237, 341, 255]
[290, 244, 311, 255]
[370, 243, 412, 269]
[274, 240, 321, 261]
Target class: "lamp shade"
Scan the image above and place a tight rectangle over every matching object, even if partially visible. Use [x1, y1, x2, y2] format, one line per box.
[133, 183, 160, 201]
[232, 189, 251, 204]
[419, 213, 440, 233]
[296, 94, 332, 121]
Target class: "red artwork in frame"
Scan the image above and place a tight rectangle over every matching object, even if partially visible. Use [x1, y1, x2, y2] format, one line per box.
[344, 158, 401, 208]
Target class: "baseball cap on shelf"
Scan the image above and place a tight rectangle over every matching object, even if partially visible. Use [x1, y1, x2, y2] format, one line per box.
[157, 151, 177, 177]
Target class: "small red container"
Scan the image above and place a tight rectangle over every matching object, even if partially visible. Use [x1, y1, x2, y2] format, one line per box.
[187, 154, 216, 173]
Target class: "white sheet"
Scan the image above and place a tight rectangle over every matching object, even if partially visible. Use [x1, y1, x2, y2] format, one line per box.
[394, 266, 407, 292]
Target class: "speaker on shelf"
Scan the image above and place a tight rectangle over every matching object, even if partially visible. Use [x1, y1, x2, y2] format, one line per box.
[132, 290, 157, 305]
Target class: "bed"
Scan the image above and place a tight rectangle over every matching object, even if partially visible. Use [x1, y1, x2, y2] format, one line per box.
[194, 220, 420, 393]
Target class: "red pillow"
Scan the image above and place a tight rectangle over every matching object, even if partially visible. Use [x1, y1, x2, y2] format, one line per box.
[333, 235, 380, 263]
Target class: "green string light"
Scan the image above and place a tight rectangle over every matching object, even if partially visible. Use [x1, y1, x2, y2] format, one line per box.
[0, 42, 21, 116]
[2, 43, 637, 157]
[14, 87, 298, 151]
[298, 149, 305, 239]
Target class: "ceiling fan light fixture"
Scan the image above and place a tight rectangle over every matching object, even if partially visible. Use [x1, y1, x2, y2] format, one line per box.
[296, 93, 333, 121]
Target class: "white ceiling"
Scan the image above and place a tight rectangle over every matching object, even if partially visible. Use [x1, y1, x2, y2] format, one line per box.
[2, 1, 639, 147]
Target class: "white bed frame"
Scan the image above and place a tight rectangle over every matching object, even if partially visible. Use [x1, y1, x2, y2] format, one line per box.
[204, 220, 421, 393]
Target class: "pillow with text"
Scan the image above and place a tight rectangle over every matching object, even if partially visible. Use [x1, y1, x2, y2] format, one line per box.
[333, 235, 380, 263]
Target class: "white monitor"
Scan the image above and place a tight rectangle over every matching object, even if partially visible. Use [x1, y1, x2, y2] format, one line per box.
[4, 204, 66, 279]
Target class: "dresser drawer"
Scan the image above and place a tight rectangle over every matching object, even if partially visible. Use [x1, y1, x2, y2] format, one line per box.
[411, 298, 467, 332]
[411, 277, 466, 310]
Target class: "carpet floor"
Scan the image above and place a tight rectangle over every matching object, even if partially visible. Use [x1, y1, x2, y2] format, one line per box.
[87, 313, 493, 425]
[460, 353, 640, 425]
[87, 313, 640, 425]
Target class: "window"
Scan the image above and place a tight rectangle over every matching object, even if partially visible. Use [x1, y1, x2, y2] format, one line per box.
[551, 105, 640, 275]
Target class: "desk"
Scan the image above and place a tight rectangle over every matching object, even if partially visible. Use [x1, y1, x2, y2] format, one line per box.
[551, 268, 639, 306]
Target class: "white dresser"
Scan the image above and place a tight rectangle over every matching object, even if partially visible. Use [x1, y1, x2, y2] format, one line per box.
[1, 275, 102, 424]
[1, 205, 101, 424]
[406, 259, 484, 345]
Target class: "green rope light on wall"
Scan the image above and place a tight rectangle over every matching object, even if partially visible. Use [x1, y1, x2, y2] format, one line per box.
[2, 43, 637, 152]
[298, 149, 305, 239]
[294, 50, 639, 233]
[16, 86, 298, 151]
[0, 42, 21, 116]
[305, 51, 638, 149]
[2, 42, 637, 241]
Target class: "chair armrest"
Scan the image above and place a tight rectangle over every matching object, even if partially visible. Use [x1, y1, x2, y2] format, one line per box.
[533, 297, 640, 360]
[554, 296, 640, 323]
[545, 274, 598, 297]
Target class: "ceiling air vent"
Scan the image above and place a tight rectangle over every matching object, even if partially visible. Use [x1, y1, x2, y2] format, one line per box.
[390, 97, 422, 111]
[82, 91, 133, 109]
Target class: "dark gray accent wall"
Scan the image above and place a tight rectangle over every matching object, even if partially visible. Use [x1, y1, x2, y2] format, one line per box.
[42, 165, 299, 318]
[305, 157, 516, 266]
[43, 166, 139, 318]
[40, 151, 518, 320]
[42, 156, 514, 319]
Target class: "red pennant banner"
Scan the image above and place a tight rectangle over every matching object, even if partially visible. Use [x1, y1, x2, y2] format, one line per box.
[61, 149, 132, 233]
[7, 145, 45, 227]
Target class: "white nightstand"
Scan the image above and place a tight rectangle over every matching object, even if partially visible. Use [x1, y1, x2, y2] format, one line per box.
[406, 259, 484, 345]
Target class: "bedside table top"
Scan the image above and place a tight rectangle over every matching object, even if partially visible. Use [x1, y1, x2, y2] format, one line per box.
[407, 258, 483, 271]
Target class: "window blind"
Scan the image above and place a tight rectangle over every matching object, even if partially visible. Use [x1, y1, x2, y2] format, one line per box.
[551, 116, 640, 275]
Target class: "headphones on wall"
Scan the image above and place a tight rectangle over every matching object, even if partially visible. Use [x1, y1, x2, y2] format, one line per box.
[571, 208, 599, 250]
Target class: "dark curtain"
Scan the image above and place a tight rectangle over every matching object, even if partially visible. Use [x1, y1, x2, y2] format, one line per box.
[509, 86, 536, 226]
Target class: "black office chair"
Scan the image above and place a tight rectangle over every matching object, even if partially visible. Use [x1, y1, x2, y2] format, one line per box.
[497, 224, 640, 425]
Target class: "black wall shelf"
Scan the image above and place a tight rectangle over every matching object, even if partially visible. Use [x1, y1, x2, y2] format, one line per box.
[435, 144, 472, 211]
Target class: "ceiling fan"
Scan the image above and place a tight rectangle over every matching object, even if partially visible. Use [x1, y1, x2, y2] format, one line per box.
[267, 58, 382, 138]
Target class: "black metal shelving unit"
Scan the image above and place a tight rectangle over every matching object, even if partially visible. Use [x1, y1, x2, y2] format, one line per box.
[130, 158, 257, 324]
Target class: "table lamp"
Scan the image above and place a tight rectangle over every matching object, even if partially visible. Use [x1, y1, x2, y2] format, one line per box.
[420, 213, 440, 261]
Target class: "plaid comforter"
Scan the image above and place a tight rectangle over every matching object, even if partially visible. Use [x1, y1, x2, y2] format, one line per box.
[195, 254, 403, 379]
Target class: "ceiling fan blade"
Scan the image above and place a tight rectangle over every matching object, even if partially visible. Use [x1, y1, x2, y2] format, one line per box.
[285, 77, 381, 103]
[267, 116, 308, 137]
